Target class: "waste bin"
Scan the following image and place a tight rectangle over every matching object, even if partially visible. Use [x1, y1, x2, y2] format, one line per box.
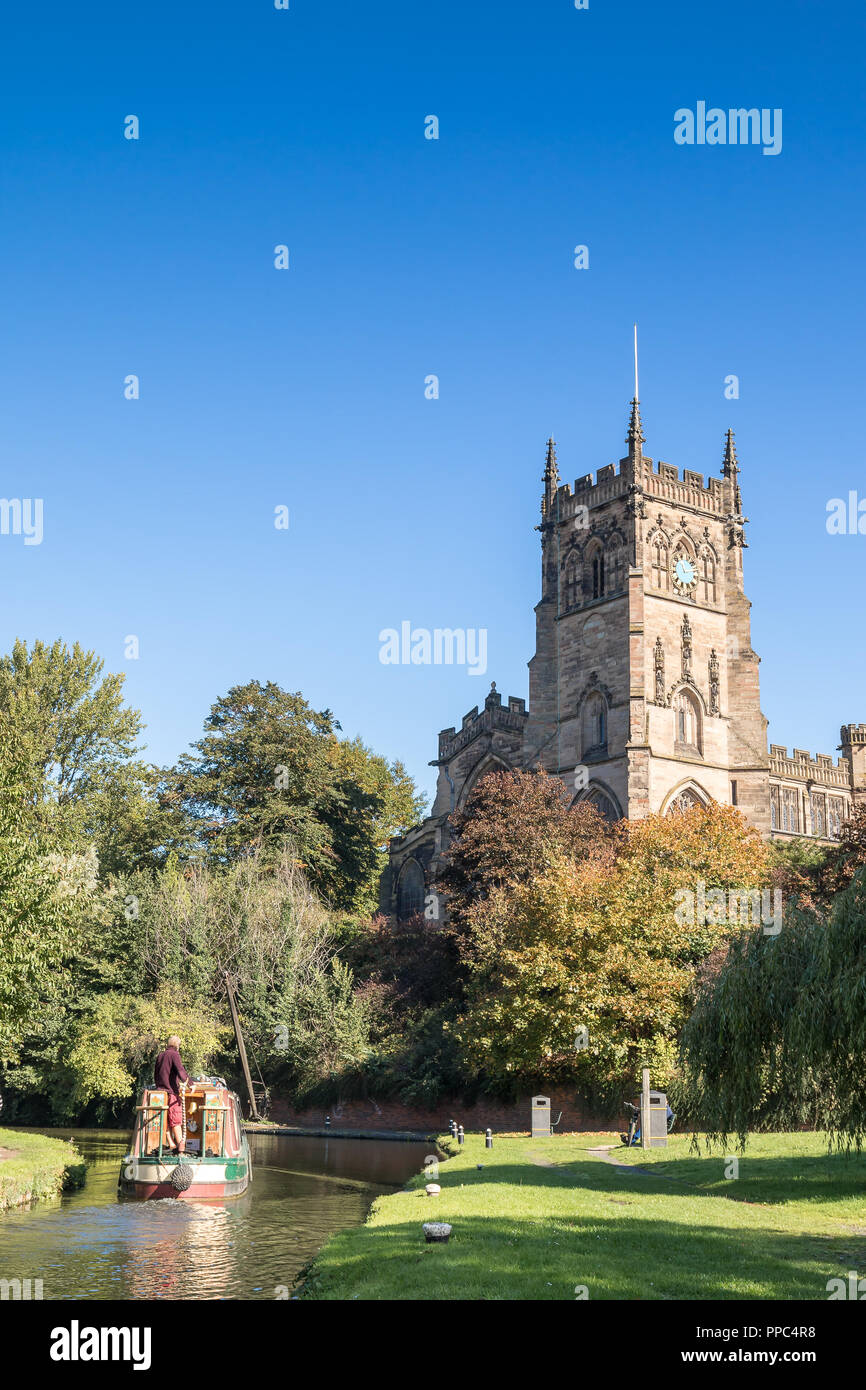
[531, 1095, 551, 1138]
[642, 1090, 668, 1148]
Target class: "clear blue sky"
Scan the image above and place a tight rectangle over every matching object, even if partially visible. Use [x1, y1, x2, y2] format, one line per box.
[2, 0, 864, 807]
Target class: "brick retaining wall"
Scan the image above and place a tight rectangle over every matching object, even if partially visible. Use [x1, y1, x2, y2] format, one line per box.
[267, 1091, 618, 1135]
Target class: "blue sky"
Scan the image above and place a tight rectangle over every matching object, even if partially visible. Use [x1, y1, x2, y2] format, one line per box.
[2, 0, 865, 807]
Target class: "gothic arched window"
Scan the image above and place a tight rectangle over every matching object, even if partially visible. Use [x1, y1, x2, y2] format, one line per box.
[586, 541, 605, 600]
[674, 689, 702, 754]
[585, 787, 620, 823]
[583, 692, 608, 756]
[699, 551, 717, 604]
[667, 787, 704, 815]
[651, 537, 669, 591]
[607, 540, 625, 594]
[563, 554, 581, 611]
[396, 859, 425, 920]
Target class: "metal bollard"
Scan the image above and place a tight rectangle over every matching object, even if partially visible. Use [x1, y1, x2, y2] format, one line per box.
[485, 1128, 493, 1149]
[449, 1119, 456, 1137]
[457, 1124, 465, 1146]
[325, 1115, 330, 1128]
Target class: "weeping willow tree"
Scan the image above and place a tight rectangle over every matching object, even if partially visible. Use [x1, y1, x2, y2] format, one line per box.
[679, 869, 866, 1149]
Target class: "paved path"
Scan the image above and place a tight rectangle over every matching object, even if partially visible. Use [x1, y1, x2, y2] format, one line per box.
[586, 1144, 664, 1178]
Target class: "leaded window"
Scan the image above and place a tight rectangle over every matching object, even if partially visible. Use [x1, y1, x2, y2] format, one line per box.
[781, 787, 800, 833]
[810, 793, 826, 838]
[828, 797, 845, 840]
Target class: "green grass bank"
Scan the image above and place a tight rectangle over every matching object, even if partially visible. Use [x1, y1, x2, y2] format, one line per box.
[302, 1131, 866, 1300]
[0, 1128, 86, 1213]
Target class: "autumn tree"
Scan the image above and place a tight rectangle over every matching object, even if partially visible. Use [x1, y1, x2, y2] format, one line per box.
[437, 768, 615, 932]
[820, 802, 866, 899]
[451, 801, 770, 1095]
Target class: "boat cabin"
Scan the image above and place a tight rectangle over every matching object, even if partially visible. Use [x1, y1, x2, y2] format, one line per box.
[134, 1077, 239, 1160]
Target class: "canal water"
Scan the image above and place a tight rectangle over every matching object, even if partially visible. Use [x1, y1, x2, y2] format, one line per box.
[0, 1129, 431, 1299]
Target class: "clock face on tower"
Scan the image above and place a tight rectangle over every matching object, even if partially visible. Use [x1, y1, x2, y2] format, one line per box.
[672, 553, 697, 594]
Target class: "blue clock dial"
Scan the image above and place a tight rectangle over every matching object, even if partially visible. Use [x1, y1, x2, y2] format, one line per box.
[674, 557, 696, 586]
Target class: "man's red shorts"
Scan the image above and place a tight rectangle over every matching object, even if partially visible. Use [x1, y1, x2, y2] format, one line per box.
[167, 1096, 183, 1128]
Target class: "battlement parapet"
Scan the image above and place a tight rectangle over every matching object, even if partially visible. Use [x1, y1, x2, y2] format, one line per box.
[643, 456, 724, 513]
[437, 687, 528, 761]
[841, 723, 866, 746]
[769, 743, 852, 788]
[550, 461, 628, 512]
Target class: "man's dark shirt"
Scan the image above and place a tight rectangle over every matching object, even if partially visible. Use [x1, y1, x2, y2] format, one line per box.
[154, 1046, 189, 1099]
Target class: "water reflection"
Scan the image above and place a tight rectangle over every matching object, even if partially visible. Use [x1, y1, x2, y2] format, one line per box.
[0, 1129, 428, 1300]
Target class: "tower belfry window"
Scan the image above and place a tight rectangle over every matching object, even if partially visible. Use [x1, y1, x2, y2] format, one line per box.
[563, 555, 581, 611]
[592, 553, 605, 599]
[651, 538, 669, 590]
[608, 541, 625, 593]
[700, 552, 717, 604]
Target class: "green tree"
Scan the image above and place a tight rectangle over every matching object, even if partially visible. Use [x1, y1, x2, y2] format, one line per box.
[64, 986, 226, 1115]
[0, 747, 97, 1063]
[270, 959, 372, 1102]
[679, 870, 866, 1148]
[0, 638, 169, 872]
[169, 680, 424, 910]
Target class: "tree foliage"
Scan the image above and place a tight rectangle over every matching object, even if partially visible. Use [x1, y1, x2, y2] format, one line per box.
[167, 680, 424, 910]
[679, 870, 866, 1148]
[820, 803, 866, 899]
[449, 793, 769, 1095]
[0, 637, 176, 872]
[438, 768, 615, 933]
[0, 745, 99, 1064]
[64, 986, 226, 1110]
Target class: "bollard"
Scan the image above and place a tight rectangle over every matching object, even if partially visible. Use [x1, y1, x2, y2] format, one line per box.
[485, 1128, 493, 1149]
[457, 1124, 465, 1146]
[325, 1115, 330, 1128]
[449, 1119, 456, 1137]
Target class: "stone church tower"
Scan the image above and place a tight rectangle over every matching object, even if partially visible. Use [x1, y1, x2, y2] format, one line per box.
[525, 401, 769, 829]
[382, 397, 861, 920]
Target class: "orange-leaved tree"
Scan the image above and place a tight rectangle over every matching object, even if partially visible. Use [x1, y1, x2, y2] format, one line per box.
[451, 801, 770, 1094]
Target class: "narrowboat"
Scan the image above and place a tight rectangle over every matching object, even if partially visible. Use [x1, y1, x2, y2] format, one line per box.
[118, 1076, 252, 1200]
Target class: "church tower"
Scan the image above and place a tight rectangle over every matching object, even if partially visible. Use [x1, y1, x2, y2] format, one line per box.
[383, 369, 866, 918]
[525, 398, 771, 828]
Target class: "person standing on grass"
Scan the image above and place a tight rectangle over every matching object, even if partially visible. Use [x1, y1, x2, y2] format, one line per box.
[154, 1035, 190, 1155]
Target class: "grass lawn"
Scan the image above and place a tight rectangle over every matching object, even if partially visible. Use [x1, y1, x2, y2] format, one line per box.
[0, 1127, 86, 1213]
[303, 1131, 866, 1300]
